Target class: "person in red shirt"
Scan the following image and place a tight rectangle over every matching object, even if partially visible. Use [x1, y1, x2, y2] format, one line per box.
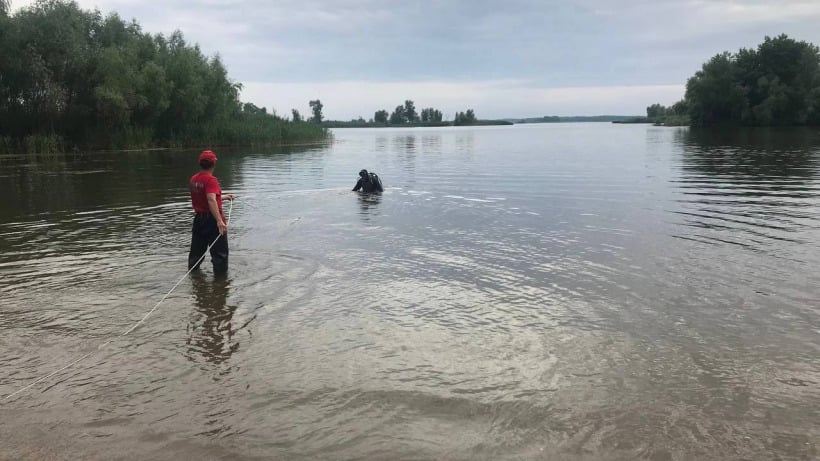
[188, 150, 235, 274]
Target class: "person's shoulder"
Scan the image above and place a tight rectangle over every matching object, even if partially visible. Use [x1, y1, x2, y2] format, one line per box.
[204, 173, 221, 190]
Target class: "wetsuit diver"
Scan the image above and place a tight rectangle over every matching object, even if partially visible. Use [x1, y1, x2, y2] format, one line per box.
[352, 169, 384, 193]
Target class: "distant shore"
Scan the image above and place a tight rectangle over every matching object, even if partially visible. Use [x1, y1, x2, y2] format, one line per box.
[319, 113, 699, 130]
[510, 115, 643, 124]
[322, 120, 513, 128]
[508, 115, 690, 126]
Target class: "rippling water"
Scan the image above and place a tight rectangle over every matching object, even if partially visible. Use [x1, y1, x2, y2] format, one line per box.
[1, 124, 819, 460]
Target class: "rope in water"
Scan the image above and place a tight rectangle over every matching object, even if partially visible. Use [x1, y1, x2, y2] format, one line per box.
[240, 200, 301, 227]
[3, 199, 235, 401]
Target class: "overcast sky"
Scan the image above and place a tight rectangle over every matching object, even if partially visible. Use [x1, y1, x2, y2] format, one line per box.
[12, 0, 820, 119]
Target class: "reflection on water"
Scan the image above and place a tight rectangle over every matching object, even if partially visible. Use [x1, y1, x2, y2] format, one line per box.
[357, 192, 382, 221]
[454, 131, 475, 157]
[394, 134, 417, 154]
[187, 275, 239, 364]
[392, 134, 418, 177]
[0, 125, 818, 460]
[422, 134, 442, 151]
[672, 128, 820, 250]
[678, 128, 819, 177]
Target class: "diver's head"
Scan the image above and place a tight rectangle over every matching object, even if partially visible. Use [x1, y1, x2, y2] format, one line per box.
[359, 169, 368, 179]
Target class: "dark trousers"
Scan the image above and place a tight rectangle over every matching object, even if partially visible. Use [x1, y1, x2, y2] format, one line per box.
[188, 213, 228, 274]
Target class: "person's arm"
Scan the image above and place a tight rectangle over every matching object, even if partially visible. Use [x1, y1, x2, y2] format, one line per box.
[207, 193, 227, 235]
[352, 179, 362, 191]
[223, 194, 236, 201]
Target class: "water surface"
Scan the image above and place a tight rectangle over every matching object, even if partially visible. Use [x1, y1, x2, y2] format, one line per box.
[1, 124, 818, 460]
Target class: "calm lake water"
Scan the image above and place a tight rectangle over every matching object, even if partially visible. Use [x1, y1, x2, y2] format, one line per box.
[1, 124, 819, 460]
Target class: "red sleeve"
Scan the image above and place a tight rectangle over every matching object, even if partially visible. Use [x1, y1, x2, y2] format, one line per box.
[204, 176, 221, 195]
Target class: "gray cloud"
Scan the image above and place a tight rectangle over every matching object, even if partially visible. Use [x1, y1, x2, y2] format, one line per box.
[12, 0, 820, 116]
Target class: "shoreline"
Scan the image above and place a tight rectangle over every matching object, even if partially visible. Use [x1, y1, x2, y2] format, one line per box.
[0, 139, 334, 157]
[322, 121, 513, 128]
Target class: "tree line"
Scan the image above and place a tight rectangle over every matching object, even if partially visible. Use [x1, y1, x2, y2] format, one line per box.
[302, 99, 501, 128]
[650, 34, 820, 126]
[0, 0, 326, 153]
[290, 100, 324, 124]
[378, 100, 446, 125]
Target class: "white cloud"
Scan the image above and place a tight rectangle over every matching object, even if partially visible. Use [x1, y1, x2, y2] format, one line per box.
[690, 0, 820, 23]
[618, 0, 820, 43]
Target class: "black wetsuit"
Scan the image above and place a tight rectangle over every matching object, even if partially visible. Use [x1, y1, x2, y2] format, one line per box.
[353, 173, 383, 193]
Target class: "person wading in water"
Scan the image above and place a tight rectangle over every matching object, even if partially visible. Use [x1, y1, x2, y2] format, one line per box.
[188, 150, 235, 275]
[352, 169, 384, 193]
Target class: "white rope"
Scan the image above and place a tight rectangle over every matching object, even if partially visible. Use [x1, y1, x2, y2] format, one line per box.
[241, 200, 300, 226]
[3, 200, 235, 401]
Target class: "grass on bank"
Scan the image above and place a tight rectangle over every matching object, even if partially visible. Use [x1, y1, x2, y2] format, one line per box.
[0, 114, 329, 155]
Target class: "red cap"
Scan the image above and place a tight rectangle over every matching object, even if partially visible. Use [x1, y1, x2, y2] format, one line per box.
[199, 150, 217, 163]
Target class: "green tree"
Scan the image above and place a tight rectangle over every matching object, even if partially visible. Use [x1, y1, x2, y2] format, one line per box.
[683, 35, 820, 126]
[403, 99, 418, 123]
[745, 35, 820, 125]
[670, 100, 688, 116]
[646, 104, 667, 119]
[291, 109, 302, 122]
[374, 109, 388, 125]
[242, 103, 266, 114]
[309, 99, 323, 123]
[454, 109, 477, 125]
[389, 105, 405, 124]
[685, 52, 747, 126]
[0, 0, 326, 152]
[420, 107, 443, 123]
